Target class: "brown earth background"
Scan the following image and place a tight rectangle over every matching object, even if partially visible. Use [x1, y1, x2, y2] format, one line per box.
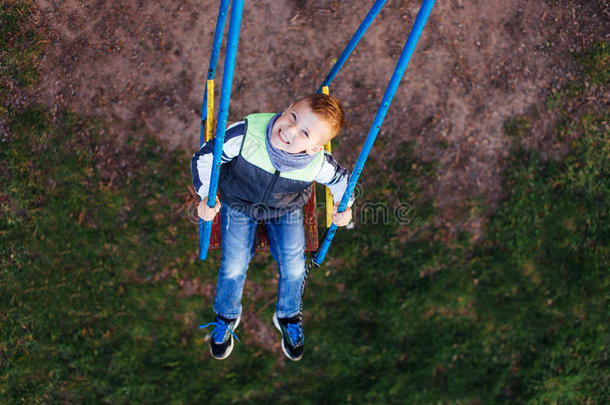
[32, 0, 609, 233]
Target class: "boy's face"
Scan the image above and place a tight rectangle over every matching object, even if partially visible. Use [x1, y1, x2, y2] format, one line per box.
[270, 100, 332, 155]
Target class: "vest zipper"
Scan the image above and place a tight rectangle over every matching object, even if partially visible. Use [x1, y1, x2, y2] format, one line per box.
[262, 170, 280, 203]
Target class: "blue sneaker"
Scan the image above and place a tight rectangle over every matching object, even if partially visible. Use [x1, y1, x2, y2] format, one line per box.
[273, 312, 304, 361]
[200, 315, 240, 360]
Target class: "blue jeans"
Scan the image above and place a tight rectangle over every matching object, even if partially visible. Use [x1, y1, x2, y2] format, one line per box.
[213, 204, 306, 319]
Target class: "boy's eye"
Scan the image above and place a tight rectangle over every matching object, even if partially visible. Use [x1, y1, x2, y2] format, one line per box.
[291, 112, 297, 121]
[301, 129, 309, 138]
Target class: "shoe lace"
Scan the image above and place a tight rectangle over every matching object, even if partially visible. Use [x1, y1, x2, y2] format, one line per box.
[285, 321, 303, 346]
[200, 319, 240, 344]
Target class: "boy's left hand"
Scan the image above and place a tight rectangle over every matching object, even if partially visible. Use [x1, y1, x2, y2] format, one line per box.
[332, 202, 352, 227]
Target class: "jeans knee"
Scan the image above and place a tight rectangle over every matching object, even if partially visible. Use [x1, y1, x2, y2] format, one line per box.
[224, 269, 246, 281]
[219, 258, 249, 279]
[282, 263, 305, 281]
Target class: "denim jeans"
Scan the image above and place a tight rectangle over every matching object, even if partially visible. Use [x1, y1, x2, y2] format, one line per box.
[213, 204, 306, 319]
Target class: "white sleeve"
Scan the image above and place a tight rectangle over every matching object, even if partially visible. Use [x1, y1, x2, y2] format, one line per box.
[315, 152, 354, 207]
[191, 121, 244, 200]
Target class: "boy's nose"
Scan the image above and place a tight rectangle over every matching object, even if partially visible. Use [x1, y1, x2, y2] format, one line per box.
[286, 125, 297, 137]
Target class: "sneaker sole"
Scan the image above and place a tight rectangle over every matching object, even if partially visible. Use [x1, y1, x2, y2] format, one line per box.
[272, 313, 302, 362]
[210, 315, 241, 360]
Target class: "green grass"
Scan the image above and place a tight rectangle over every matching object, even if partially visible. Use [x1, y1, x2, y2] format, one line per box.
[2, 104, 607, 403]
[1, 108, 220, 403]
[504, 115, 532, 139]
[1, 5, 608, 404]
[580, 42, 609, 88]
[544, 42, 609, 113]
[473, 113, 609, 403]
[0, 1, 42, 89]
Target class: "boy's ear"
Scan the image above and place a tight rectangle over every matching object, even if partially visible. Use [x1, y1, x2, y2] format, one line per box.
[305, 145, 324, 155]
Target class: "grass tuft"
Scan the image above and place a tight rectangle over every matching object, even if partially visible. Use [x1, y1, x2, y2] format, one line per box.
[580, 41, 609, 88]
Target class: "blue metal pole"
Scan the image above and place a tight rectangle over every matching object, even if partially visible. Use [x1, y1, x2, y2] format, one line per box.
[317, 0, 387, 93]
[198, 0, 230, 261]
[199, 0, 230, 146]
[199, 0, 245, 261]
[314, 0, 436, 266]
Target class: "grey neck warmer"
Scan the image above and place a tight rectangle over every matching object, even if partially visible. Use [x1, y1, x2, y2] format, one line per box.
[265, 112, 316, 172]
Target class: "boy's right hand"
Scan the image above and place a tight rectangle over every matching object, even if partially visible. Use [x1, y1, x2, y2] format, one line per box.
[198, 196, 221, 221]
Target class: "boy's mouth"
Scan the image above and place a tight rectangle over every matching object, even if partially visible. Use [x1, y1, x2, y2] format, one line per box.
[278, 128, 290, 144]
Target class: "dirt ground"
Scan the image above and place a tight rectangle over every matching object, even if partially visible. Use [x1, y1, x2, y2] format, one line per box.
[27, 0, 609, 356]
[31, 0, 609, 219]
[32, 0, 608, 210]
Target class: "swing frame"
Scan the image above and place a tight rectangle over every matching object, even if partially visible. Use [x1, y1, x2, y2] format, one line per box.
[197, 0, 436, 263]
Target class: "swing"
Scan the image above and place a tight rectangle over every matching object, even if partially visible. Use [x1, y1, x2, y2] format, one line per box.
[203, 86, 333, 253]
[197, 0, 435, 263]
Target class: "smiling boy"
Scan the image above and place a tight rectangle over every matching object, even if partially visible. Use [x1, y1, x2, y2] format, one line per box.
[192, 94, 353, 361]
